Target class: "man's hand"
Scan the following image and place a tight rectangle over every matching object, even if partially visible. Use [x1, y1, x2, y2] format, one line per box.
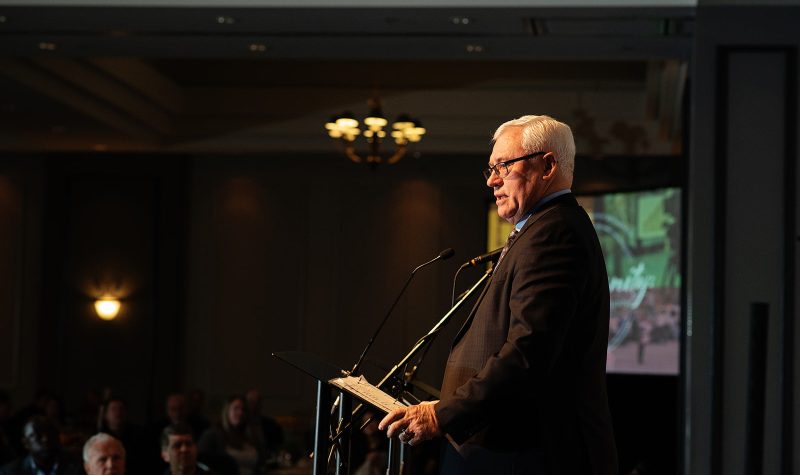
[378, 400, 441, 446]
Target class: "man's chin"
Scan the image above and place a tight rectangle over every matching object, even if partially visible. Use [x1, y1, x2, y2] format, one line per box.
[497, 209, 516, 223]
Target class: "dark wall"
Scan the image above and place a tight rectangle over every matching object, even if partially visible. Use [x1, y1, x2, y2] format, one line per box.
[0, 157, 44, 408]
[15, 151, 490, 423]
[182, 153, 489, 416]
[38, 155, 189, 422]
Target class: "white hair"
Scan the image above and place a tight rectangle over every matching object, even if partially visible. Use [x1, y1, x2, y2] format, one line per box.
[493, 115, 576, 180]
[82, 433, 126, 462]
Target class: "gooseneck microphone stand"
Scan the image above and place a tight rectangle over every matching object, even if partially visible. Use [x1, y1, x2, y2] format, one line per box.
[329, 264, 495, 475]
[350, 248, 454, 377]
[327, 248, 454, 474]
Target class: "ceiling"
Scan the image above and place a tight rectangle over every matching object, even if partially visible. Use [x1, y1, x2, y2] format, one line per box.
[0, 5, 692, 157]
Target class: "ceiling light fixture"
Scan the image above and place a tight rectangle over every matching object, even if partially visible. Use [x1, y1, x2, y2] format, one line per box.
[325, 97, 425, 167]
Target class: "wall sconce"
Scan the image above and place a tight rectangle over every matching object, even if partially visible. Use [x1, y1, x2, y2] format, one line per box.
[94, 297, 121, 320]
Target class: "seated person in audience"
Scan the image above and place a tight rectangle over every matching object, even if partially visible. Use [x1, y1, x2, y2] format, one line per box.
[97, 397, 153, 475]
[83, 433, 125, 475]
[165, 394, 188, 427]
[186, 391, 210, 441]
[0, 415, 81, 475]
[350, 410, 387, 475]
[152, 393, 186, 448]
[244, 389, 283, 459]
[154, 392, 207, 443]
[161, 424, 217, 475]
[198, 395, 264, 475]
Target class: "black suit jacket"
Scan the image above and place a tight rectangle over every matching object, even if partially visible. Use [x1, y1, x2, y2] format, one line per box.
[435, 193, 618, 475]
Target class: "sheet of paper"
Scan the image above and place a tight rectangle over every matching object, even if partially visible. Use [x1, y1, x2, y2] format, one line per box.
[328, 375, 407, 413]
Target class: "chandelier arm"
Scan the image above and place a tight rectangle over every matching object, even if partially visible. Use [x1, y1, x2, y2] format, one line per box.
[342, 141, 363, 163]
[386, 145, 407, 165]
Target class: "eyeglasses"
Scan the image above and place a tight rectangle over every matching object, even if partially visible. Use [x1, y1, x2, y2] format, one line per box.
[482, 151, 545, 180]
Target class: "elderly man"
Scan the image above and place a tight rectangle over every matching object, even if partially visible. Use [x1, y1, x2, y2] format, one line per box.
[83, 433, 125, 475]
[380, 115, 618, 475]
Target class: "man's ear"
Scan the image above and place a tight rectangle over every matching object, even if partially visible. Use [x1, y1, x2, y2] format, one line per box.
[542, 153, 558, 180]
[161, 450, 170, 463]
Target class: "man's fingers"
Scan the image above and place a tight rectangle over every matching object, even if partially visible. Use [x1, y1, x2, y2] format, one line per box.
[380, 404, 439, 444]
[378, 408, 404, 431]
[386, 419, 407, 438]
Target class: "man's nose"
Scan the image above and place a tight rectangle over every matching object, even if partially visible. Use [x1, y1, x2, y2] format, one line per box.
[486, 170, 502, 187]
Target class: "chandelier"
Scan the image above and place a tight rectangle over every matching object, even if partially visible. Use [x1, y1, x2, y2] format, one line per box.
[324, 98, 426, 166]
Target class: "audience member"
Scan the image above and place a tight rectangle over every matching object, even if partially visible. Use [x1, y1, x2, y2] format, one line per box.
[198, 395, 265, 475]
[186, 391, 210, 441]
[161, 424, 217, 475]
[41, 396, 64, 429]
[154, 392, 207, 442]
[97, 397, 153, 475]
[0, 415, 81, 475]
[12, 390, 50, 425]
[350, 410, 387, 475]
[244, 389, 283, 459]
[165, 394, 187, 427]
[75, 389, 103, 436]
[151, 393, 187, 448]
[82, 433, 125, 475]
[8, 389, 54, 457]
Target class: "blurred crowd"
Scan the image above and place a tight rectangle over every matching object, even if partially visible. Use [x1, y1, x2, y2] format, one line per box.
[0, 387, 291, 475]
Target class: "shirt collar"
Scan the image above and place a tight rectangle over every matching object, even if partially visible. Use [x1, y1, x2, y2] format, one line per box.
[26, 456, 59, 475]
[515, 189, 572, 231]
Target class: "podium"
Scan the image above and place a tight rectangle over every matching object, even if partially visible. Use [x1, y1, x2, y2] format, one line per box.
[273, 265, 493, 475]
[274, 350, 408, 475]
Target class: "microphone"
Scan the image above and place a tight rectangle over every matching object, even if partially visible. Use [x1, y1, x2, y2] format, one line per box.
[466, 248, 503, 267]
[412, 247, 454, 272]
[451, 248, 502, 306]
[438, 248, 456, 260]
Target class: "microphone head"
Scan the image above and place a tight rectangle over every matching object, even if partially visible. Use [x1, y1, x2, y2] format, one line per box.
[438, 248, 455, 260]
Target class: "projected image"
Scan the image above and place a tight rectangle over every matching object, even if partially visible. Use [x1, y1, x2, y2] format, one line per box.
[487, 188, 682, 375]
[578, 188, 681, 375]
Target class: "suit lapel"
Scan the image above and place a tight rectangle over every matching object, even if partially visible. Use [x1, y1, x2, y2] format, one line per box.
[449, 193, 576, 348]
[451, 269, 495, 346]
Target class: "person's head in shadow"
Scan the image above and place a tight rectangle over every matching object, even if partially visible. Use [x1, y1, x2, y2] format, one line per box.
[97, 397, 128, 435]
[166, 393, 188, 426]
[220, 396, 247, 436]
[162, 424, 208, 475]
[22, 416, 61, 470]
